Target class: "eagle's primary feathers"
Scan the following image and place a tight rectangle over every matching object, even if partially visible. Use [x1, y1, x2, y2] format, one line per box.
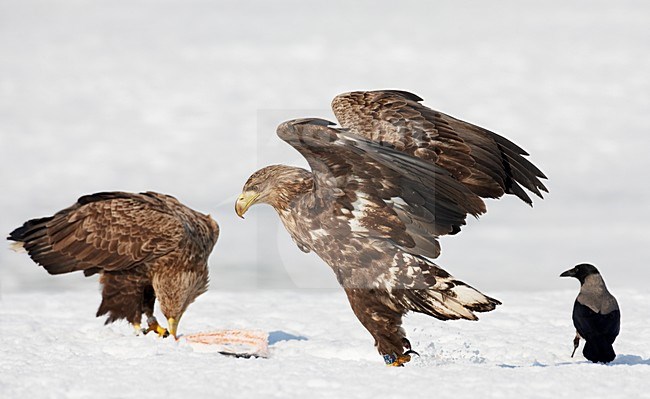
[236, 90, 547, 365]
[8, 191, 219, 337]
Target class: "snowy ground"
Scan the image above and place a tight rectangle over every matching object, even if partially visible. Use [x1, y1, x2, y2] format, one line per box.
[1, 288, 649, 398]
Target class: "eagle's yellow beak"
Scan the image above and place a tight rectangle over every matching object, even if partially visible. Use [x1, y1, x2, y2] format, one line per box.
[167, 317, 179, 339]
[235, 192, 259, 219]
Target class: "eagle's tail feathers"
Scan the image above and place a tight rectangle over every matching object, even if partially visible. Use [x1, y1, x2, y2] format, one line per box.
[403, 277, 501, 321]
[8, 216, 89, 275]
[451, 282, 502, 313]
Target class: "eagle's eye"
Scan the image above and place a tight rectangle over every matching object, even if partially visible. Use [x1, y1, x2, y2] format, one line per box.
[250, 184, 260, 192]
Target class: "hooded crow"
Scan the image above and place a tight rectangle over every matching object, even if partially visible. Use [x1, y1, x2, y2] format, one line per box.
[560, 263, 620, 363]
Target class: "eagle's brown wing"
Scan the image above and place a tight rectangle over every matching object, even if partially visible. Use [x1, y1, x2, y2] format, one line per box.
[9, 192, 186, 275]
[332, 90, 548, 204]
[278, 118, 486, 259]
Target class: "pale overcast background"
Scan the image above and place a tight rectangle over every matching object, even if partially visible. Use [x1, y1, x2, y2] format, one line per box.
[1, 0, 648, 294]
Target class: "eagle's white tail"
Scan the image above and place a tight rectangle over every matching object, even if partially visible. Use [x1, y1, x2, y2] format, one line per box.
[9, 241, 26, 253]
[404, 280, 501, 321]
[395, 256, 501, 320]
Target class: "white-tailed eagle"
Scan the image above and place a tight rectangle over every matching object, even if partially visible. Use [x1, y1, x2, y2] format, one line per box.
[8, 191, 219, 338]
[236, 90, 547, 365]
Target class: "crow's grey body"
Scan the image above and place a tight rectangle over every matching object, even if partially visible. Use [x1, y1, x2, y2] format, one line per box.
[576, 274, 619, 315]
[561, 264, 620, 363]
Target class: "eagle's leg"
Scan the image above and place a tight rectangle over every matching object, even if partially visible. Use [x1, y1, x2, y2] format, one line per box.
[97, 272, 149, 334]
[345, 288, 412, 366]
[571, 331, 581, 358]
[141, 285, 169, 337]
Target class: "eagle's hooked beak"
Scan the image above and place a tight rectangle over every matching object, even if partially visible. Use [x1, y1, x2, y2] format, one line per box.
[167, 317, 179, 339]
[235, 192, 259, 219]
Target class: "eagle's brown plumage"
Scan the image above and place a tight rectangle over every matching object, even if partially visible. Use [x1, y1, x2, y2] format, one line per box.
[332, 90, 547, 204]
[237, 90, 547, 365]
[8, 191, 219, 337]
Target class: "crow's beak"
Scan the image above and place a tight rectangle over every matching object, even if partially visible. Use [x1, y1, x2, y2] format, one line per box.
[560, 268, 576, 278]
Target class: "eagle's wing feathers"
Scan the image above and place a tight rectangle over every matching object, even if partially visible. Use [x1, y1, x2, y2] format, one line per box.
[10, 192, 186, 275]
[278, 118, 485, 258]
[332, 90, 547, 205]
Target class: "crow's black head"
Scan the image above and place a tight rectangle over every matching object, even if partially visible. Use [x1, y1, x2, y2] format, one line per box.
[560, 263, 600, 284]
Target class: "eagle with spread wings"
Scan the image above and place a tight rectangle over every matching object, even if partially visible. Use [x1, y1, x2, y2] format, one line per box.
[8, 191, 219, 338]
[236, 90, 547, 366]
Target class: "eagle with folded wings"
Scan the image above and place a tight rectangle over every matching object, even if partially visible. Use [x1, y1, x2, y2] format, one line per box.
[9, 191, 219, 338]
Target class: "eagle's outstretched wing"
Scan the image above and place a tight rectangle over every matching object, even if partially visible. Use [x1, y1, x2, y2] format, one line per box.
[332, 90, 548, 204]
[277, 118, 486, 259]
[9, 192, 187, 275]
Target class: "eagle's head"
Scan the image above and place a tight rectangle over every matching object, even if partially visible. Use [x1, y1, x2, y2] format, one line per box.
[236, 164, 313, 217]
[153, 268, 209, 338]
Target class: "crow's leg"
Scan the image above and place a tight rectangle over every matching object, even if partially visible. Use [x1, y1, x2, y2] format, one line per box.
[571, 331, 581, 357]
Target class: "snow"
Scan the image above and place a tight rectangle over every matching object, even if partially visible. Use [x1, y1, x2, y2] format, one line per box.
[1, 289, 649, 398]
[1, 0, 650, 397]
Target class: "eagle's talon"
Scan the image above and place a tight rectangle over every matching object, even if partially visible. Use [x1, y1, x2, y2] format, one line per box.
[151, 324, 170, 338]
[401, 338, 420, 357]
[404, 349, 420, 357]
[142, 319, 170, 337]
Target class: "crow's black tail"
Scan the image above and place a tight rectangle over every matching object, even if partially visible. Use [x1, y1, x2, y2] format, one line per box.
[583, 337, 616, 363]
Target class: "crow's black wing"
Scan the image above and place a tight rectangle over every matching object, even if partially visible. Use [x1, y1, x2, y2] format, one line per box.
[573, 301, 620, 344]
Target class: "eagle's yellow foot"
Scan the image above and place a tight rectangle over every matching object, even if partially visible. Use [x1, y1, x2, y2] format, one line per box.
[384, 353, 411, 367]
[154, 325, 170, 338]
[143, 318, 170, 338]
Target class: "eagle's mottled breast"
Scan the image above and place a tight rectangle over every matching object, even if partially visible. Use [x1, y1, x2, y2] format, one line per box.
[280, 188, 406, 289]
